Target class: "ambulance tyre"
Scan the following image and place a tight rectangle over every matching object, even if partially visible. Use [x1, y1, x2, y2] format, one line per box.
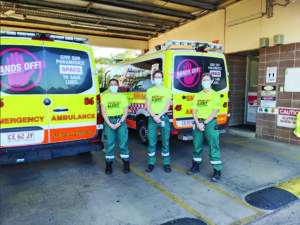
[137, 119, 148, 145]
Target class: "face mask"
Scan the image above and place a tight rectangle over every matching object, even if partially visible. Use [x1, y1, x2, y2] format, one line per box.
[110, 85, 118, 93]
[155, 78, 163, 85]
[202, 81, 211, 89]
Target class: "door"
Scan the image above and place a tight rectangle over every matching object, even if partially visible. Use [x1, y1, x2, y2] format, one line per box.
[0, 39, 49, 147]
[43, 42, 98, 143]
[245, 56, 259, 125]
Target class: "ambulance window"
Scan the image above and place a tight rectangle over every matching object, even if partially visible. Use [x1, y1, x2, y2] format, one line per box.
[127, 58, 163, 79]
[202, 57, 227, 91]
[144, 79, 155, 90]
[44, 48, 93, 94]
[0, 45, 47, 94]
[132, 80, 144, 91]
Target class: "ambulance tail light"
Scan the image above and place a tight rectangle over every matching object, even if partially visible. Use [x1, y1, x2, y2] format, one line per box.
[171, 130, 179, 135]
[96, 94, 102, 125]
[168, 105, 173, 119]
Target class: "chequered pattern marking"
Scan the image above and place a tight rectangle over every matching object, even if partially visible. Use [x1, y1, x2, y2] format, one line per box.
[129, 103, 146, 114]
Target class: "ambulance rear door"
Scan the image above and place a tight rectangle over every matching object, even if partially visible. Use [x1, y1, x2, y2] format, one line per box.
[44, 41, 98, 144]
[0, 39, 49, 149]
[171, 51, 228, 130]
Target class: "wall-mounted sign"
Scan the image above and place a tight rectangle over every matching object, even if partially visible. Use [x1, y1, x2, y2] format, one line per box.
[247, 94, 257, 123]
[277, 107, 299, 128]
[266, 67, 277, 83]
[257, 107, 278, 114]
[261, 96, 276, 108]
[284, 67, 300, 92]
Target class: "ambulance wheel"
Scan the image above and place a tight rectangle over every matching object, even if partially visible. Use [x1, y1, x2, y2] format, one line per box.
[137, 119, 148, 145]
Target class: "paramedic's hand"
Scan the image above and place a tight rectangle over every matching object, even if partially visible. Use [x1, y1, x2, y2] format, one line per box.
[197, 123, 205, 131]
[115, 122, 121, 129]
[153, 116, 161, 123]
[109, 123, 117, 130]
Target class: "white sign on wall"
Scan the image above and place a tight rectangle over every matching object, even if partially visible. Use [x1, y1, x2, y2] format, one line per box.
[266, 67, 277, 83]
[284, 68, 300, 92]
[277, 107, 299, 128]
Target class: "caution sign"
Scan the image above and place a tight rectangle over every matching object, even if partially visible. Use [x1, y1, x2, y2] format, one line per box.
[277, 107, 299, 128]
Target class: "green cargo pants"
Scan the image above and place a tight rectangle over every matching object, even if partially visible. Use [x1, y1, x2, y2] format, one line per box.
[192, 118, 222, 171]
[148, 115, 170, 165]
[104, 118, 129, 162]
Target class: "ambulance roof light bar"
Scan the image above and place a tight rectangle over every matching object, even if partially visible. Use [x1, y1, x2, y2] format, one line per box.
[155, 40, 224, 52]
[0, 30, 88, 43]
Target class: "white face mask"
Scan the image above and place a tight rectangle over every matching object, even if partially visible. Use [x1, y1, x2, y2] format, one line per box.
[110, 85, 118, 93]
[154, 78, 163, 85]
[202, 81, 211, 89]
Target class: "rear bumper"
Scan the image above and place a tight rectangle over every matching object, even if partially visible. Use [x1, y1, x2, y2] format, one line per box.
[0, 130, 104, 164]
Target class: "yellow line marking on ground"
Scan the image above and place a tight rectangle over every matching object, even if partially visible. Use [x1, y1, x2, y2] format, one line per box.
[229, 211, 265, 225]
[115, 157, 216, 225]
[128, 143, 263, 218]
[275, 177, 300, 198]
[234, 139, 255, 144]
[221, 139, 300, 161]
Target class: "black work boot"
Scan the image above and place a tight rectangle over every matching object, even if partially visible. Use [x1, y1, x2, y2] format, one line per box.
[211, 169, 221, 182]
[146, 164, 155, 172]
[105, 161, 113, 174]
[164, 165, 171, 173]
[123, 160, 130, 174]
[187, 161, 200, 175]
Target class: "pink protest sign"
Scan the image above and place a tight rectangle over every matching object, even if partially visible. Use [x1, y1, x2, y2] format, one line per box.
[0, 48, 46, 91]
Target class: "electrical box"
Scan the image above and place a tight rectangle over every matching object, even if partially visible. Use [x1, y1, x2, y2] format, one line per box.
[259, 37, 269, 48]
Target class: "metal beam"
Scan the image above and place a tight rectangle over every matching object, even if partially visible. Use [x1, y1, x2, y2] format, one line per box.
[81, 0, 196, 19]
[161, 0, 216, 11]
[1, 0, 178, 27]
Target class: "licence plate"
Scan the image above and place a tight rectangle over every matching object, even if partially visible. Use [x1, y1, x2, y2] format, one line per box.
[175, 119, 194, 128]
[1, 130, 44, 146]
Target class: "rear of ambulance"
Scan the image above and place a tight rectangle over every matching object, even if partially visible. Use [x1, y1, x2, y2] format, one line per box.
[0, 31, 103, 164]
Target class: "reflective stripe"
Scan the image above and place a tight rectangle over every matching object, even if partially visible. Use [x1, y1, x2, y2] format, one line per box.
[120, 154, 129, 159]
[105, 156, 115, 159]
[148, 152, 155, 157]
[161, 152, 170, 157]
[211, 161, 222, 164]
[193, 158, 202, 162]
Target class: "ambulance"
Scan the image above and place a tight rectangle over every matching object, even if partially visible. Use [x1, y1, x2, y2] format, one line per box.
[106, 40, 230, 144]
[0, 31, 104, 164]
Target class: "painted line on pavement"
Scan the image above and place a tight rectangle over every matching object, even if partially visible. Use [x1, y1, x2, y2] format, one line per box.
[115, 157, 215, 225]
[234, 139, 255, 144]
[221, 139, 300, 161]
[276, 177, 300, 198]
[128, 143, 264, 224]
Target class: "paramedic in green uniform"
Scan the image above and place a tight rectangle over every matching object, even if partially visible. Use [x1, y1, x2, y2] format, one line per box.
[146, 70, 172, 173]
[187, 73, 222, 182]
[101, 79, 130, 174]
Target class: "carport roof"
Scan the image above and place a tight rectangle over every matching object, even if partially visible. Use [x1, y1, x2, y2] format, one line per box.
[0, 0, 237, 41]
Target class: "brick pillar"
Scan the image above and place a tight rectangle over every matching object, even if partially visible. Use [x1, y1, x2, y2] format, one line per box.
[226, 54, 247, 126]
[256, 43, 300, 145]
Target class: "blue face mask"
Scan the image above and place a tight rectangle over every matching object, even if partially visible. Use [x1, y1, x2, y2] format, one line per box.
[155, 78, 163, 85]
[110, 85, 118, 93]
[202, 81, 211, 89]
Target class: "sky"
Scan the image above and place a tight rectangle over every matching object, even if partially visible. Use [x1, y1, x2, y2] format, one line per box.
[91, 46, 141, 58]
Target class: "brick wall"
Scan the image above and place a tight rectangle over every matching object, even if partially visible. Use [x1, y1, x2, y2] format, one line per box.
[256, 43, 300, 145]
[226, 54, 247, 126]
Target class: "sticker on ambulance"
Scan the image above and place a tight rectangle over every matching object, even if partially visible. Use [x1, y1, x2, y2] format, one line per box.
[1, 130, 44, 146]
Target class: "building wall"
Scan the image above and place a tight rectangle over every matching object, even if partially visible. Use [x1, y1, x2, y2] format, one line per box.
[226, 55, 247, 126]
[256, 43, 300, 145]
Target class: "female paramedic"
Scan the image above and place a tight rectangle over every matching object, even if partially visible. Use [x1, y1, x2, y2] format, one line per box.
[187, 73, 222, 182]
[146, 70, 172, 173]
[101, 79, 130, 174]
